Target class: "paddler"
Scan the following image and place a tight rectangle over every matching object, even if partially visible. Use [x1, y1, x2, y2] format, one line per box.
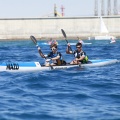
[38, 43, 66, 66]
[66, 42, 88, 64]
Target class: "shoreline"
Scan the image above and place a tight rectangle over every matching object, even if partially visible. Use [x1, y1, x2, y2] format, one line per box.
[0, 37, 89, 41]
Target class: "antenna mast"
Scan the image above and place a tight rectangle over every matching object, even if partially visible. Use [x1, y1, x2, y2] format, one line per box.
[54, 4, 57, 17]
[101, 0, 105, 16]
[114, 0, 118, 15]
[94, 0, 98, 16]
[107, 0, 111, 15]
[61, 5, 65, 16]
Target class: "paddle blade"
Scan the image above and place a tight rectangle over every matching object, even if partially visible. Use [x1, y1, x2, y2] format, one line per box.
[61, 29, 67, 39]
[30, 35, 37, 45]
[61, 29, 73, 53]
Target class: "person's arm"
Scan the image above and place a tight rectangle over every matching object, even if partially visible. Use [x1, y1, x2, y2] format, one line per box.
[75, 56, 85, 61]
[66, 43, 73, 54]
[51, 52, 61, 60]
[51, 56, 60, 60]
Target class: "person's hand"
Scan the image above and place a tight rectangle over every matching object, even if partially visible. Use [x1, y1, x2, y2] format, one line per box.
[72, 59, 76, 63]
[67, 43, 71, 47]
[75, 58, 79, 61]
[46, 59, 51, 62]
[37, 47, 41, 50]
[44, 54, 47, 57]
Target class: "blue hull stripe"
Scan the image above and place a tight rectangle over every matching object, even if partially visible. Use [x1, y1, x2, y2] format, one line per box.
[0, 59, 116, 67]
[0, 62, 37, 67]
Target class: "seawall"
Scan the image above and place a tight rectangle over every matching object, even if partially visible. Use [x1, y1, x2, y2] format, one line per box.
[0, 16, 120, 40]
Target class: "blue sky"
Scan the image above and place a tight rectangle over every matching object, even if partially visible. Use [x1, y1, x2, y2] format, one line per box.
[0, 0, 119, 18]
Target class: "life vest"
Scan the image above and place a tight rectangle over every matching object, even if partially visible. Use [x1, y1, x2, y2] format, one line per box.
[48, 52, 66, 65]
[74, 50, 88, 63]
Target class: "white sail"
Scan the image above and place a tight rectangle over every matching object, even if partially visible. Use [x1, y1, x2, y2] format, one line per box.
[88, 16, 116, 40]
[100, 17, 109, 33]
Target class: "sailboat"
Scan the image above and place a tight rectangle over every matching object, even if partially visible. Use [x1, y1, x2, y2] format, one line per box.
[88, 17, 116, 40]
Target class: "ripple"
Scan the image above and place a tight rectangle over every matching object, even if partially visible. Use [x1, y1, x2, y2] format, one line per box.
[0, 40, 120, 120]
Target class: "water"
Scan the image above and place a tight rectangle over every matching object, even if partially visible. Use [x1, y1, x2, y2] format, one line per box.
[0, 39, 120, 120]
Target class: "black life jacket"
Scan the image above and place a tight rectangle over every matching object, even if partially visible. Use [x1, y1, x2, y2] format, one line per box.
[74, 50, 88, 63]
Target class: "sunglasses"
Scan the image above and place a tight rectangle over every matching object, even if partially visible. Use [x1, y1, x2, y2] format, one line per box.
[51, 47, 56, 50]
[76, 46, 81, 48]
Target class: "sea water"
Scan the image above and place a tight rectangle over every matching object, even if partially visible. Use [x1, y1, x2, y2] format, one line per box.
[0, 39, 120, 120]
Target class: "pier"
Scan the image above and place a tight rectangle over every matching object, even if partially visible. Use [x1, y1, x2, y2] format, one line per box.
[0, 16, 120, 40]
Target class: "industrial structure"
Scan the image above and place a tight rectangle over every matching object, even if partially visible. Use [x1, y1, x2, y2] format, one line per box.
[54, 4, 57, 17]
[61, 5, 65, 17]
[114, 0, 118, 15]
[94, 0, 98, 16]
[107, 0, 111, 15]
[101, 0, 105, 16]
[54, 4, 65, 17]
[94, 0, 118, 16]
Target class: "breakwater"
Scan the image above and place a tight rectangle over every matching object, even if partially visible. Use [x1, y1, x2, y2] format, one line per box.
[0, 16, 120, 40]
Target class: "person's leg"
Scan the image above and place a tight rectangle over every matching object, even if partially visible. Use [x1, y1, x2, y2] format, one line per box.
[70, 60, 77, 64]
[70, 60, 81, 65]
[50, 63, 57, 66]
[45, 63, 50, 66]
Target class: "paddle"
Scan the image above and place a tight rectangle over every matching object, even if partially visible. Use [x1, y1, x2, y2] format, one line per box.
[30, 35, 46, 58]
[30, 35, 53, 69]
[61, 29, 73, 52]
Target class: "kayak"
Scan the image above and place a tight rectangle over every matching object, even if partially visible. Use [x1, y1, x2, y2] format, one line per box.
[70, 42, 92, 45]
[40, 42, 92, 45]
[0, 59, 118, 72]
[41, 43, 59, 45]
[40, 41, 58, 45]
[110, 41, 116, 44]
